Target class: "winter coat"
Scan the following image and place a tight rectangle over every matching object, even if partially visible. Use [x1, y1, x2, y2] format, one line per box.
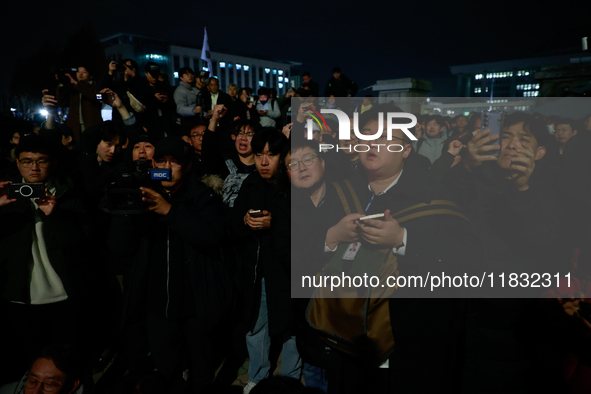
[173, 82, 211, 118]
[228, 172, 293, 337]
[0, 177, 89, 303]
[324, 158, 478, 392]
[109, 174, 231, 329]
[57, 80, 102, 142]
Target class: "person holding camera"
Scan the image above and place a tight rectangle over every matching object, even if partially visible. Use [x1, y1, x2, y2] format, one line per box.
[0, 135, 90, 384]
[232, 88, 260, 124]
[55, 65, 102, 142]
[173, 68, 212, 120]
[99, 59, 148, 127]
[141, 62, 175, 139]
[108, 137, 230, 393]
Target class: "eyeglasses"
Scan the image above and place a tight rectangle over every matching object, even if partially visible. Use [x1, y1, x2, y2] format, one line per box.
[191, 133, 205, 140]
[154, 159, 182, 168]
[18, 158, 51, 168]
[25, 376, 63, 392]
[237, 131, 255, 139]
[288, 155, 317, 170]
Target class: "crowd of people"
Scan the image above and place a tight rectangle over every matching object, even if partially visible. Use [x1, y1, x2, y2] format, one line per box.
[1, 58, 591, 394]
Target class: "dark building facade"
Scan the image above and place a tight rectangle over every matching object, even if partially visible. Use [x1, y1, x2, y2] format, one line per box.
[450, 52, 591, 98]
[101, 33, 301, 94]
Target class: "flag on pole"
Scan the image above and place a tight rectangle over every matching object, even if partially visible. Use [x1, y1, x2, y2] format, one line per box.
[201, 27, 213, 75]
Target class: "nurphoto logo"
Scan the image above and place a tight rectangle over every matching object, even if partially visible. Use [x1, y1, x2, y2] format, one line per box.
[305, 108, 418, 153]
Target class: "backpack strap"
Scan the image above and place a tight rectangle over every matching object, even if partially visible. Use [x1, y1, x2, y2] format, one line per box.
[393, 200, 470, 225]
[332, 182, 352, 216]
[343, 179, 364, 215]
[225, 158, 238, 175]
[332, 181, 470, 225]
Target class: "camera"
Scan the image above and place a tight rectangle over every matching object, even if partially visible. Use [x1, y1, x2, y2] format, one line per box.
[96, 93, 110, 103]
[7, 183, 45, 199]
[50, 67, 78, 86]
[246, 96, 255, 104]
[106, 161, 171, 214]
[115, 62, 128, 73]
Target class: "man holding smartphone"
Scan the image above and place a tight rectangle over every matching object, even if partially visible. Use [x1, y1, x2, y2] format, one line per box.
[55, 65, 102, 141]
[229, 130, 300, 393]
[445, 111, 562, 391]
[318, 105, 477, 393]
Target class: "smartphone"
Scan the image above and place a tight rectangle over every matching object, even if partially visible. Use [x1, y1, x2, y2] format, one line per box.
[7, 183, 46, 199]
[96, 93, 109, 103]
[359, 213, 385, 221]
[481, 111, 503, 157]
[248, 210, 265, 218]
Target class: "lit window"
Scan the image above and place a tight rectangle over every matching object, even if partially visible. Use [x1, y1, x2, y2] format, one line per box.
[265, 68, 271, 74]
[202, 66, 209, 71]
[259, 81, 264, 86]
[228, 63, 233, 69]
[174, 72, 179, 78]
[236, 64, 242, 70]
[243, 65, 250, 71]
[525, 71, 529, 76]
[145, 54, 165, 60]
[272, 69, 277, 75]
[285, 78, 289, 83]
[278, 70, 284, 75]
[278, 83, 283, 88]
[219, 62, 226, 68]
[278, 76, 283, 82]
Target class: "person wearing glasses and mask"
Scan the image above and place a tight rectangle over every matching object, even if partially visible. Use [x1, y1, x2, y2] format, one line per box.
[107, 137, 229, 393]
[0, 136, 89, 385]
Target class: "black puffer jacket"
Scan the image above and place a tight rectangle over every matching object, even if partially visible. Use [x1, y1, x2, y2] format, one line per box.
[228, 172, 292, 338]
[109, 174, 231, 329]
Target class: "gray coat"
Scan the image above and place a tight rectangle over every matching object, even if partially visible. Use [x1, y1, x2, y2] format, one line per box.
[173, 81, 200, 117]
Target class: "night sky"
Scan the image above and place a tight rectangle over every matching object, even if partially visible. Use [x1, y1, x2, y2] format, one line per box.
[2, 0, 589, 96]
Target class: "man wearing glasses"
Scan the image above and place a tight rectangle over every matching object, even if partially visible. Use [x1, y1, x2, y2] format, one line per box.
[181, 104, 234, 178]
[287, 138, 339, 392]
[108, 137, 228, 392]
[0, 136, 88, 384]
[315, 106, 476, 393]
[3, 345, 83, 394]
